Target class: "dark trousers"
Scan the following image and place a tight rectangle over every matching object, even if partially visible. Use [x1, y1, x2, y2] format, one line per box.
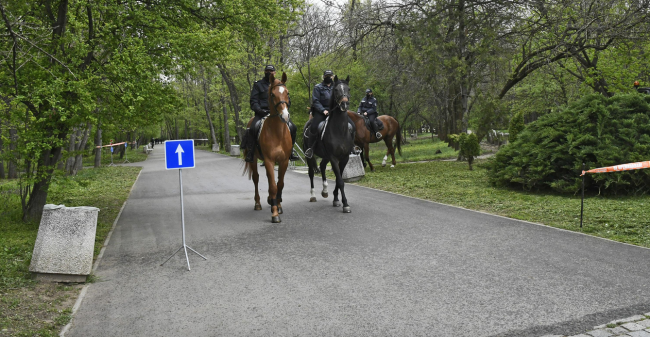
[309, 112, 327, 135]
[367, 113, 378, 132]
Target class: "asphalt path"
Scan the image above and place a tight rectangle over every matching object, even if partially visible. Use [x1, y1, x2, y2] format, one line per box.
[65, 148, 650, 337]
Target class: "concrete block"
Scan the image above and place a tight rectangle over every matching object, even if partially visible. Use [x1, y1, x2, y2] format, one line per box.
[622, 323, 646, 331]
[605, 327, 628, 335]
[230, 145, 240, 156]
[212, 144, 219, 152]
[342, 154, 365, 182]
[640, 320, 650, 328]
[628, 330, 650, 337]
[585, 329, 613, 337]
[29, 204, 100, 282]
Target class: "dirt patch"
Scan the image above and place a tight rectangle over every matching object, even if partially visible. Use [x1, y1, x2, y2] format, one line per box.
[0, 282, 83, 336]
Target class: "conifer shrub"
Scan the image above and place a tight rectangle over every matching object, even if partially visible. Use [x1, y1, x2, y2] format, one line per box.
[488, 93, 650, 195]
[460, 133, 481, 170]
[508, 111, 525, 143]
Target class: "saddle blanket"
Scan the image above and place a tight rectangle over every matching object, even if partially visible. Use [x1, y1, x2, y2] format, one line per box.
[365, 116, 384, 131]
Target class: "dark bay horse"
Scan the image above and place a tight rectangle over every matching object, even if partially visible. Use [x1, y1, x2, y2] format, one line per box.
[347, 111, 402, 171]
[242, 72, 292, 223]
[302, 75, 355, 213]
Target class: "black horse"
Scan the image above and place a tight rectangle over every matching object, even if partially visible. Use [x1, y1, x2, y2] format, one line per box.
[303, 75, 355, 213]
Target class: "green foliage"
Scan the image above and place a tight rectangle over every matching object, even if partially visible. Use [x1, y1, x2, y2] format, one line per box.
[508, 111, 525, 143]
[459, 133, 481, 170]
[488, 93, 650, 195]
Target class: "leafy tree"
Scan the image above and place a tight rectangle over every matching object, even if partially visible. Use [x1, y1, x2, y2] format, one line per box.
[459, 133, 481, 170]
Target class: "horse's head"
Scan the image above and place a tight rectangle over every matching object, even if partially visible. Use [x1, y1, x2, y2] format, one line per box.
[331, 75, 350, 112]
[269, 72, 290, 122]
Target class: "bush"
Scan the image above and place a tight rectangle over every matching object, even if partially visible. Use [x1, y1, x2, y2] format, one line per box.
[508, 111, 525, 143]
[488, 93, 650, 195]
[459, 133, 481, 170]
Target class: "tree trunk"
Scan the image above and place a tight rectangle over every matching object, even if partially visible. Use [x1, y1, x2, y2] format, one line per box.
[0, 119, 4, 179]
[201, 66, 219, 149]
[218, 65, 244, 143]
[8, 126, 17, 178]
[23, 146, 63, 222]
[94, 121, 102, 168]
[73, 122, 91, 174]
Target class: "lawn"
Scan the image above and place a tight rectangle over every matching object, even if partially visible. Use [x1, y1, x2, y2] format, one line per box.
[354, 159, 650, 248]
[0, 166, 142, 336]
[81, 146, 149, 167]
[365, 133, 460, 165]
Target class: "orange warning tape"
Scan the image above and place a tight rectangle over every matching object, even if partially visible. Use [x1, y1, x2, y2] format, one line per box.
[581, 161, 650, 176]
[95, 141, 135, 148]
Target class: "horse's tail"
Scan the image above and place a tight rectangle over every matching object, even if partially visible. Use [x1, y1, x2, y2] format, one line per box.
[241, 149, 253, 180]
[395, 122, 403, 156]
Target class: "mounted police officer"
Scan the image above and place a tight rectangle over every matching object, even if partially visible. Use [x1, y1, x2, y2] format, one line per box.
[357, 88, 382, 139]
[244, 64, 298, 162]
[304, 70, 335, 159]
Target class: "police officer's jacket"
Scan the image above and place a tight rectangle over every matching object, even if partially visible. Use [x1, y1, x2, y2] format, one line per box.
[311, 82, 333, 116]
[357, 96, 378, 115]
[250, 78, 271, 119]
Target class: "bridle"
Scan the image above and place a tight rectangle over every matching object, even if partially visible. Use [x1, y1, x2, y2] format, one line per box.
[333, 82, 350, 112]
[270, 82, 290, 114]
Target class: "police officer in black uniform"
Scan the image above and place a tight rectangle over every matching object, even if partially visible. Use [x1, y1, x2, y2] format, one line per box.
[244, 64, 298, 162]
[357, 88, 381, 139]
[304, 70, 336, 159]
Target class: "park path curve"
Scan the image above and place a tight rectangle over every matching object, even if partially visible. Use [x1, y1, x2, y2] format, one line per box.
[65, 148, 650, 337]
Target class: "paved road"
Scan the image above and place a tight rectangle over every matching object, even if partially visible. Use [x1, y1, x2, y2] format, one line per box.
[66, 148, 650, 337]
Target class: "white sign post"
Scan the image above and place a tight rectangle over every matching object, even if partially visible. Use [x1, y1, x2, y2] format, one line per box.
[160, 139, 206, 271]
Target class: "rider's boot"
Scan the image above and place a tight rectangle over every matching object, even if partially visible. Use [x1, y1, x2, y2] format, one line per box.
[244, 128, 256, 163]
[304, 129, 318, 159]
[288, 121, 299, 161]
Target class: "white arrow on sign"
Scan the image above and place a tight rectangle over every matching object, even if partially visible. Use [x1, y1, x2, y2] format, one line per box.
[175, 144, 184, 165]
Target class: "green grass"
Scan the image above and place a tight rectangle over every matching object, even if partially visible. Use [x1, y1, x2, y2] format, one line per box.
[0, 166, 141, 336]
[354, 159, 650, 248]
[365, 134, 459, 164]
[81, 146, 149, 167]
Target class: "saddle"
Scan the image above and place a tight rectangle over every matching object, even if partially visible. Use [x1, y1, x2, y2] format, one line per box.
[364, 116, 384, 131]
[305, 117, 354, 141]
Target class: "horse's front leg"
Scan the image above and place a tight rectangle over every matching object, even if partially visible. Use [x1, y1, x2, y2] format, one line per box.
[276, 159, 288, 215]
[308, 158, 317, 202]
[332, 157, 351, 213]
[251, 161, 262, 210]
[263, 160, 280, 223]
[330, 157, 341, 207]
[320, 159, 329, 198]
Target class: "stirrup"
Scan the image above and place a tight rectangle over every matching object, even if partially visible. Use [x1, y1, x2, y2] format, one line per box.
[376, 132, 382, 139]
[304, 147, 313, 159]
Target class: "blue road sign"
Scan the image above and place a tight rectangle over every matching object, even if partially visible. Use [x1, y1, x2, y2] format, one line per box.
[110, 146, 114, 153]
[165, 140, 195, 169]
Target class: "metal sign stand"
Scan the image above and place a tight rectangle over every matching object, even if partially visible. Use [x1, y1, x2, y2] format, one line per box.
[161, 169, 207, 271]
[108, 147, 116, 167]
[123, 143, 131, 163]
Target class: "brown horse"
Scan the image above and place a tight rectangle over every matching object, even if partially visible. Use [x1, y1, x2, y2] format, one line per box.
[242, 72, 292, 223]
[347, 111, 402, 171]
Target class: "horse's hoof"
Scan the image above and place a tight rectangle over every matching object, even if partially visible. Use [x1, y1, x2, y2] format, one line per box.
[321, 192, 328, 198]
[342, 206, 351, 213]
[272, 216, 281, 223]
[254, 204, 262, 211]
[278, 207, 283, 214]
[390, 165, 395, 168]
[333, 200, 341, 207]
[382, 163, 386, 167]
[310, 197, 317, 202]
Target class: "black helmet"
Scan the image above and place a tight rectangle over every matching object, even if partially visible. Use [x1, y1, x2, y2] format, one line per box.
[365, 88, 373, 94]
[323, 70, 334, 77]
[264, 65, 276, 71]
